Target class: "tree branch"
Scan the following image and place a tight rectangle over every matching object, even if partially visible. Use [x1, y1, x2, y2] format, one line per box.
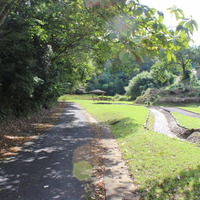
[51, 35, 86, 63]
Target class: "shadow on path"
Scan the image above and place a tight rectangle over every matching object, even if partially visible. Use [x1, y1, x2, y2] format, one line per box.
[0, 103, 96, 200]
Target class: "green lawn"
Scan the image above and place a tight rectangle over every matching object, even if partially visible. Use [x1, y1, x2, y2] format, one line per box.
[58, 94, 94, 101]
[58, 94, 133, 105]
[172, 112, 200, 129]
[60, 95, 200, 199]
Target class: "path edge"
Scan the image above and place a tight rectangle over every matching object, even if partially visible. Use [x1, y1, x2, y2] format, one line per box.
[78, 103, 140, 200]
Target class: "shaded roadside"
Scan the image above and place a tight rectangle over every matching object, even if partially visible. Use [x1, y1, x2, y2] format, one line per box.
[0, 103, 65, 159]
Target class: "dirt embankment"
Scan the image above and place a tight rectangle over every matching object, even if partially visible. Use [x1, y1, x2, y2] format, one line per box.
[0, 102, 66, 159]
[135, 88, 200, 105]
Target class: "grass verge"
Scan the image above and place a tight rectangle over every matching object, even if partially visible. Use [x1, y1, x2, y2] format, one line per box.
[60, 95, 200, 200]
[179, 106, 200, 114]
[172, 112, 200, 129]
[58, 94, 133, 105]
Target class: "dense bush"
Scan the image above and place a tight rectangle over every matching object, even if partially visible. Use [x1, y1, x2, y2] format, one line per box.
[125, 71, 156, 100]
[135, 79, 200, 105]
[151, 60, 175, 86]
[167, 79, 200, 97]
[0, 17, 66, 117]
[0, 1, 101, 118]
[114, 94, 130, 101]
[134, 88, 159, 105]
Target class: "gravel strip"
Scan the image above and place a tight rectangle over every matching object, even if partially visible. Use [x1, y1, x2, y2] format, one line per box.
[150, 108, 178, 138]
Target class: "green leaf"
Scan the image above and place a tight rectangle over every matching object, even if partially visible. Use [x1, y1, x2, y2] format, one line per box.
[166, 50, 173, 62]
[168, 6, 184, 20]
[135, 7, 143, 16]
[191, 19, 198, 31]
[129, 49, 143, 64]
[119, 51, 129, 62]
[157, 11, 164, 23]
[176, 25, 184, 32]
[171, 52, 177, 62]
[152, 23, 158, 30]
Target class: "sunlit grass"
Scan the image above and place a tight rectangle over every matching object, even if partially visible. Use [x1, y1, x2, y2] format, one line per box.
[172, 112, 200, 129]
[179, 106, 200, 114]
[60, 96, 200, 199]
[58, 94, 133, 104]
[58, 94, 93, 101]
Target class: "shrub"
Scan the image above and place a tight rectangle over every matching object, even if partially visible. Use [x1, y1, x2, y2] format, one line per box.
[151, 60, 175, 86]
[167, 79, 200, 97]
[114, 94, 130, 101]
[125, 71, 156, 100]
[135, 88, 159, 105]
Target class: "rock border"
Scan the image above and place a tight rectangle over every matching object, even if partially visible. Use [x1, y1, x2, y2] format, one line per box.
[145, 106, 200, 146]
[159, 107, 200, 139]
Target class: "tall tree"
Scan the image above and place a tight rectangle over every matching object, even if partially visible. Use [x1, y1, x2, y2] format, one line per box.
[0, 0, 198, 118]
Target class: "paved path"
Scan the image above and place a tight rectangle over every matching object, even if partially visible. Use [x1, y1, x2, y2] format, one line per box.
[0, 103, 96, 200]
[162, 107, 200, 118]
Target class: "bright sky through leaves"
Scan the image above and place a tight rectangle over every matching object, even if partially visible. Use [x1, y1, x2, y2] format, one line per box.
[139, 0, 200, 46]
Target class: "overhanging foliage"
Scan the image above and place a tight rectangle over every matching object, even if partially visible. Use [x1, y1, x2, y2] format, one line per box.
[0, 0, 197, 117]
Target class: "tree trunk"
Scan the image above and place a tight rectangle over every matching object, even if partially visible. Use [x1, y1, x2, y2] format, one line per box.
[182, 63, 186, 77]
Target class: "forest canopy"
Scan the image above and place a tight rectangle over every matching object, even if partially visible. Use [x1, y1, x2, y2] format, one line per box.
[0, 0, 198, 118]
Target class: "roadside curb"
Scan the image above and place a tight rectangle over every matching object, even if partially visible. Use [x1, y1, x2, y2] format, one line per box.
[80, 105, 140, 200]
[100, 126, 140, 200]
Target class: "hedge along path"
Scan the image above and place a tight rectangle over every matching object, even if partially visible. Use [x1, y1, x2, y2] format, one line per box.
[80, 104, 141, 200]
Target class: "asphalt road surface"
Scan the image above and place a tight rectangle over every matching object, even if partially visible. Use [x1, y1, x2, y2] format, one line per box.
[0, 102, 96, 200]
[162, 107, 200, 118]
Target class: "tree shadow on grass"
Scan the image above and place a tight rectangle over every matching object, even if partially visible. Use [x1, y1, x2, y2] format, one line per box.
[140, 165, 200, 200]
[108, 117, 140, 139]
